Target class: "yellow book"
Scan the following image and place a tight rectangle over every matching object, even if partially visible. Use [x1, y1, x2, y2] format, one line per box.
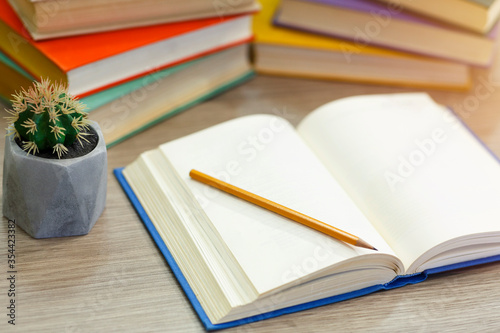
[253, 0, 472, 90]
[0, 52, 34, 102]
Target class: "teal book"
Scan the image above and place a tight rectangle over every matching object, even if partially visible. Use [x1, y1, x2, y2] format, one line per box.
[0, 50, 34, 79]
[115, 92, 500, 330]
[0, 44, 253, 147]
[87, 44, 253, 147]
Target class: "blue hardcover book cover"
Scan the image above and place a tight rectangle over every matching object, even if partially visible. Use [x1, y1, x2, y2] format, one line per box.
[113, 93, 500, 330]
[114, 167, 500, 331]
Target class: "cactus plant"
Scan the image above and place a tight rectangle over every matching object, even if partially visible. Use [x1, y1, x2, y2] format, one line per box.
[5, 79, 91, 158]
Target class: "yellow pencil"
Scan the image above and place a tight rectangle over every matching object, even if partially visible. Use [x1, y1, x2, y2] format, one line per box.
[189, 169, 377, 251]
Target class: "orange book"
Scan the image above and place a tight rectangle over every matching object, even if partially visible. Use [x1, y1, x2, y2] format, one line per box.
[0, 0, 253, 97]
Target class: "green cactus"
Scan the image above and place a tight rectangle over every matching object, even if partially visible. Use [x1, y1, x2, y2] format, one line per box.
[5, 79, 91, 158]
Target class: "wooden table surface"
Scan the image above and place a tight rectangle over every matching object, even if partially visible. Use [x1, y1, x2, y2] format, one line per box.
[3, 64, 500, 332]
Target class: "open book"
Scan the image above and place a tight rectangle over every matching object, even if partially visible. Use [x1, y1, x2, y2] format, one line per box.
[115, 93, 500, 330]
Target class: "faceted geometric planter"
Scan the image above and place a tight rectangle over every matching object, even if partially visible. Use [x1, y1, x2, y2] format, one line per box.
[2, 121, 107, 238]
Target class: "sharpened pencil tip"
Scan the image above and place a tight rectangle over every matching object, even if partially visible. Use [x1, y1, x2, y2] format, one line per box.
[356, 238, 378, 251]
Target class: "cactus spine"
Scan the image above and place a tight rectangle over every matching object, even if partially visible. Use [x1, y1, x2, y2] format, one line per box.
[5, 79, 91, 158]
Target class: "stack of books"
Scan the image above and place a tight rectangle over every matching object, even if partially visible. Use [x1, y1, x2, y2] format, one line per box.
[0, 0, 260, 146]
[253, 0, 500, 90]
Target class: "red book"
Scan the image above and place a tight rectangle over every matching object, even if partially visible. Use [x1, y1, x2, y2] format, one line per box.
[0, 0, 253, 97]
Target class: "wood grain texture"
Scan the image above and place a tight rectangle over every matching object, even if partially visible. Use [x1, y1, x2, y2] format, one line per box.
[3, 64, 500, 332]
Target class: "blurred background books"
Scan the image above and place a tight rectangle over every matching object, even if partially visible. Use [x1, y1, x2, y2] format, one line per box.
[0, 0, 258, 146]
[2, 0, 500, 147]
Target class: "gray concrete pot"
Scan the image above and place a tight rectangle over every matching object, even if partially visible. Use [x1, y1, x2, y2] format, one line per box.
[2, 121, 107, 238]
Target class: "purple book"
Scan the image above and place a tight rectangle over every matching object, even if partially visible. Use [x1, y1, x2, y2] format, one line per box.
[292, 0, 498, 35]
[307, 0, 431, 24]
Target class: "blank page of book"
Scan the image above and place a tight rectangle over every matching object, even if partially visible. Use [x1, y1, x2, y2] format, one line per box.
[298, 93, 500, 273]
[159, 115, 397, 294]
